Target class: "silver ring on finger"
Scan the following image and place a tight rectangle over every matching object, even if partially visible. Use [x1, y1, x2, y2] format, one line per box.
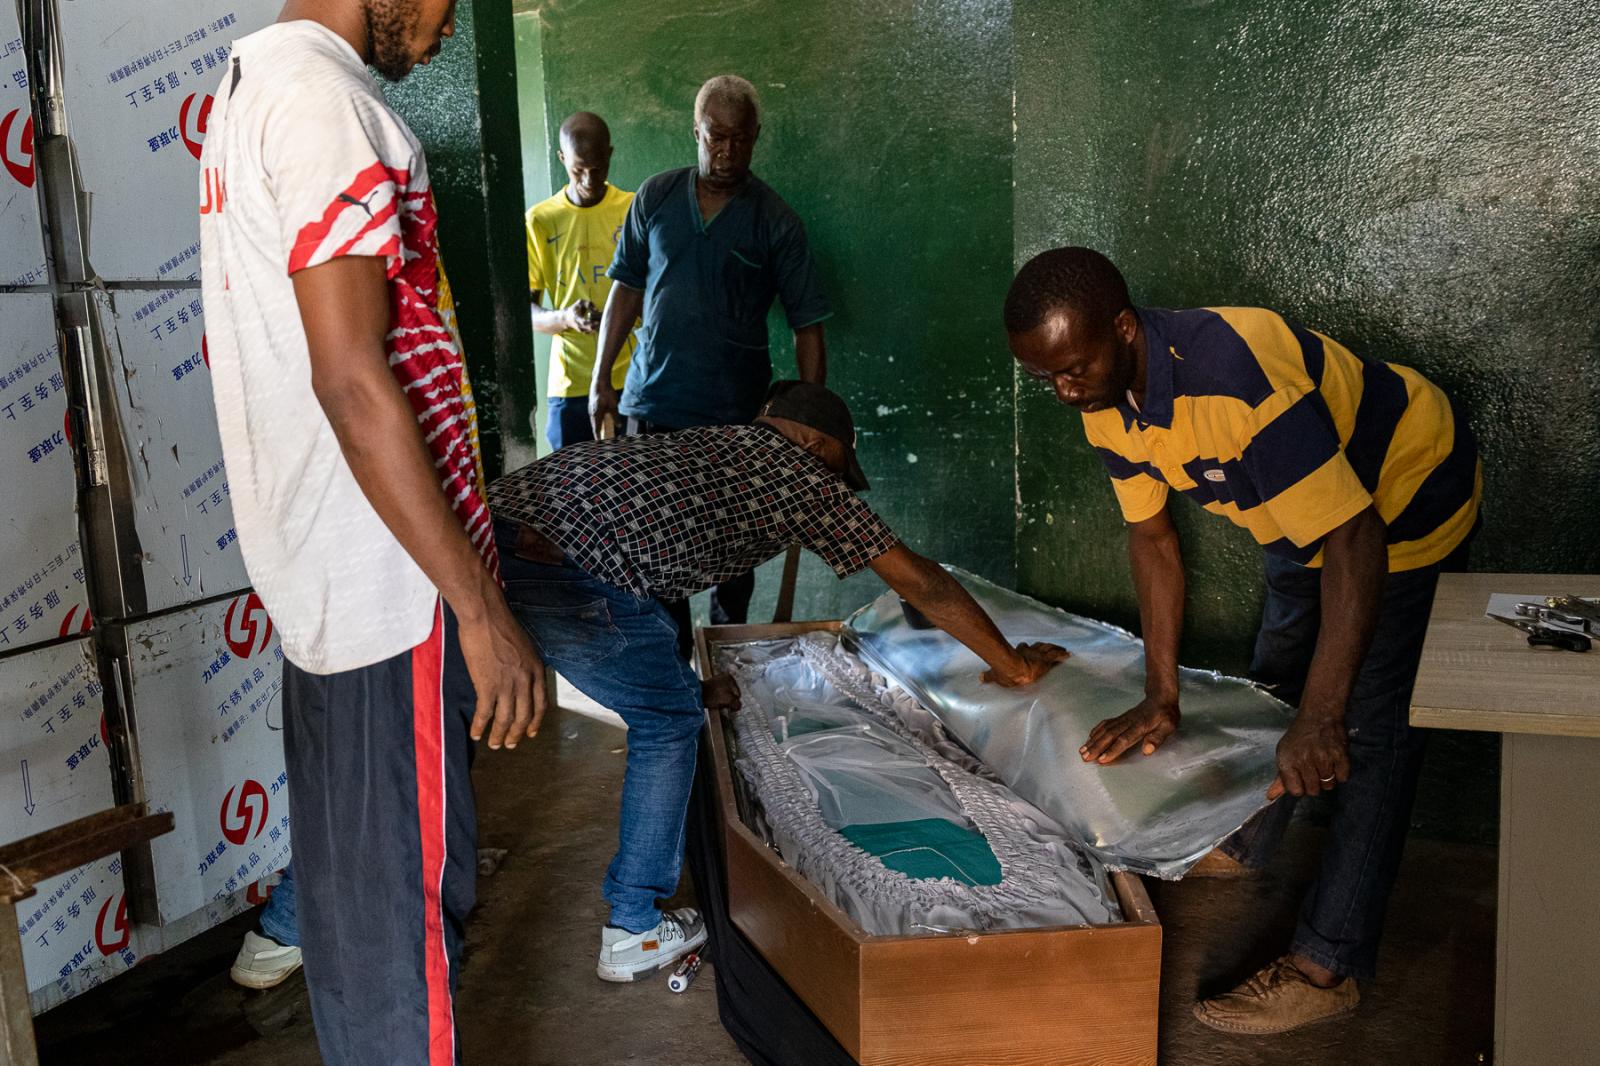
[1319, 774, 1336, 783]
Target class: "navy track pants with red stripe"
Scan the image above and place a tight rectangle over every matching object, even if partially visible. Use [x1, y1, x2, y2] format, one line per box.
[283, 602, 475, 1066]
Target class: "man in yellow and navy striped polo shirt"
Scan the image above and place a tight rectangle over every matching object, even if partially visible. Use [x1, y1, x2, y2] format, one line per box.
[527, 111, 636, 450]
[1005, 247, 1480, 1036]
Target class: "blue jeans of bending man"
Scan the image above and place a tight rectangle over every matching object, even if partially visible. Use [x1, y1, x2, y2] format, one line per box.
[494, 518, 704, 934]
[259, 863, 299, 947]
[1219, 536, 1471, 979]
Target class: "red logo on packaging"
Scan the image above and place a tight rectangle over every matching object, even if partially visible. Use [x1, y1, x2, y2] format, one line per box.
[224, 593, 273, 659]
[179, 93, 213, 161]
[95, 894, 130, 955]
[0, 109, 34, 189]
[58, 604, 93, 639]
[220, 779, 269, 846]
[201, 334, 210, 369]
[100, 710, 110, 750]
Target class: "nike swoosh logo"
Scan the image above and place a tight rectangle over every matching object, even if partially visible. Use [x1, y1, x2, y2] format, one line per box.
[546, 233, 560, 244]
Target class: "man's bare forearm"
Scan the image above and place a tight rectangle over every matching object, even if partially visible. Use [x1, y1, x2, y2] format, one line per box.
[870, 545, 1021, 677]
[293, 255, 541, 750]
[529, 293, 571, 337]
[1298, 506, 1387, 721]
[293, 258, 499, 624]
[1076, 508, 1186, 763]
[590, 282, 643, 391]
[794, 322, 827, 384]
[1128, 508, 1185, 704]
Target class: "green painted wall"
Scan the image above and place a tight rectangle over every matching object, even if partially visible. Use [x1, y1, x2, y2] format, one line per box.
[1014, 0, 1600, 670]
[386, 0, 534, 478]
[532, 0, 1018, 622]
[514, 13, 550, 216]
[513, 10, 554, 465]
[397, 0, 1599, 668]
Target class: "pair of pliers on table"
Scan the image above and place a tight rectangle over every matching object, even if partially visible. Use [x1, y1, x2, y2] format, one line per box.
[1489, 613, 1593, 652]
[1544, 596, 1600, 627]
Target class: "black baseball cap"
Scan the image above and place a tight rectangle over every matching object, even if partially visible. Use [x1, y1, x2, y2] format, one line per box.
[760, 381, 871, 491]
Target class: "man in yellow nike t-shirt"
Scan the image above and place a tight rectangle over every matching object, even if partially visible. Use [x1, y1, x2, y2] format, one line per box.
[527, 112, 636, 450]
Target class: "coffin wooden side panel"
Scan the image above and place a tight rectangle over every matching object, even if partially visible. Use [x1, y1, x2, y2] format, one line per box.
[857, 919, 1160, 1065]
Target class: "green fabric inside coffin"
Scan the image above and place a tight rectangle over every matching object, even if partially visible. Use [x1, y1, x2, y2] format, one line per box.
[839, 818, 1002, 886]
[784, 715, 836, 738]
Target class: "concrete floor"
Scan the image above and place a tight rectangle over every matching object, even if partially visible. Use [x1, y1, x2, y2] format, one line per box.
[34, 680, 1497, 1065]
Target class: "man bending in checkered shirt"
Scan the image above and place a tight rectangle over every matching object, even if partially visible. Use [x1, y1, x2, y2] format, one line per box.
[487, 381, 1068, 984]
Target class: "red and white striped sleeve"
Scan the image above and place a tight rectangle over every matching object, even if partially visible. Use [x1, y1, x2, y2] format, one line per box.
[264, 92, 418, 279]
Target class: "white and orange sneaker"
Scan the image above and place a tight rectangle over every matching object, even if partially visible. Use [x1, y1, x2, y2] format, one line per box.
[596, 908, 707, 983]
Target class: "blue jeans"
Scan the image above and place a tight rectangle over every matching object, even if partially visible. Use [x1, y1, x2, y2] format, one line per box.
[259, 863, 299, 947]
[495, 519, 704, 934]
[546, 395, 594, 452]
[1221, 539, 1471, 979]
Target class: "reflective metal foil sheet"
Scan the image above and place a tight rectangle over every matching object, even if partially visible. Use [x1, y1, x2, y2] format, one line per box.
[846, 569, 1293, 879]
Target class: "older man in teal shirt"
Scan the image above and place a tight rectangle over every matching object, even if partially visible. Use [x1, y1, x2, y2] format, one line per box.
[587, 73, 831, 640]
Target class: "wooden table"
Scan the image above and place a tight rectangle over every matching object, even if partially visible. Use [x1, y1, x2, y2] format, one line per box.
[1411, 573, 1600, 1066]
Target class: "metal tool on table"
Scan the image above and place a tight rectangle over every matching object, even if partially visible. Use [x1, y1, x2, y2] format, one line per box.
[1544, 595, 1600, 626]
[1513, 601, 1592, 632]
[1489, 611, 1592, 652]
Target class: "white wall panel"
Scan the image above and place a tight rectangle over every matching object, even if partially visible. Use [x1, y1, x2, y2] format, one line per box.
[98, 289, 249, 611]
[122, 593, 287, 923]
[55, 0, 277, 282]
[0, 294, 89, 653]
[0, 5, 47, 287]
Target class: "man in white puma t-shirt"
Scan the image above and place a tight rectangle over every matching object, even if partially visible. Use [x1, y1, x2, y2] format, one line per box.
[199, 3, 542, 1062]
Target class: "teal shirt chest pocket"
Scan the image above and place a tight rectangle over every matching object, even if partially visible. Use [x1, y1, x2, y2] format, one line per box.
[720, 246, 776, 346]
[505, 581, 629, 666]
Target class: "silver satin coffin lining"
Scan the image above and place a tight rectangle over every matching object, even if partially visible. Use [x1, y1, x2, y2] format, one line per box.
[845, 568, 1293, 880]
[716, 633, 1122, 937]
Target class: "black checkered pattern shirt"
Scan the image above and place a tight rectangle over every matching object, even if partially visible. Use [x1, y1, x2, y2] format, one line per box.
[487, 424, 900, 601]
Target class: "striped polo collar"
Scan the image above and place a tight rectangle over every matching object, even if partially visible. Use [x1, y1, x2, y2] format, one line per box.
[1115, 307, 1175, 431]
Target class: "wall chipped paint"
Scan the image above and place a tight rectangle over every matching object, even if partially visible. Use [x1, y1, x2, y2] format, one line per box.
[1015, 0, 1600, 669]
[533, 0, 1018, 621]
[387, 0, 533, 477]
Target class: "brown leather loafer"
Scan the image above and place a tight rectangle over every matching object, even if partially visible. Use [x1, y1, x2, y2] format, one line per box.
[1193, 956, 1359, 1035]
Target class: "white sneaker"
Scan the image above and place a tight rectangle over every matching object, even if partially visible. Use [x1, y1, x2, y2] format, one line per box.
[230, 929, 303, 990]
[596, 907, 707, 983]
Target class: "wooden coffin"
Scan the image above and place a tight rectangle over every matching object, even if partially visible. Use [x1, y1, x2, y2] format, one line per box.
[697, 621, 1161, 1066]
